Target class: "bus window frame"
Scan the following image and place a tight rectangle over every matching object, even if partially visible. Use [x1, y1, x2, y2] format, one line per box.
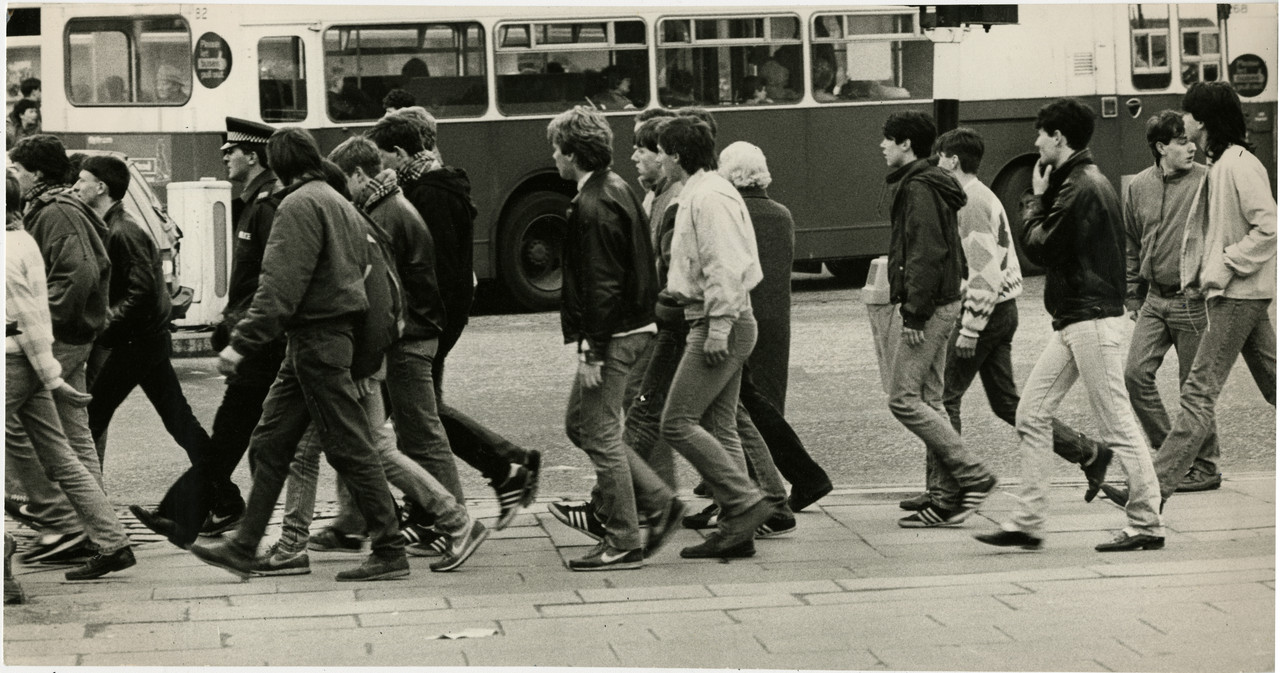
[258, 35, 309, 124]
[1127, 4, 1173, 90]
[1176, 8, 1222, 85]
[64, 15, 193, 107]
[809, 9, 929, 104]
[656, 12, 804, 108]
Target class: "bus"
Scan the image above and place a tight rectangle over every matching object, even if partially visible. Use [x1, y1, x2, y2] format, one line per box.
[7, 3, 1276, 318]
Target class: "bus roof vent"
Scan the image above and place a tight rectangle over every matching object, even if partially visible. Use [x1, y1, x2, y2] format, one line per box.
[1072, 51, 1096, 76]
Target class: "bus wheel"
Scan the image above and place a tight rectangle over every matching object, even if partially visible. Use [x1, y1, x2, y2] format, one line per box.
[826, 259, 873, 287]
[993, 160, 1043, 276]
[499, 190, 570, 312]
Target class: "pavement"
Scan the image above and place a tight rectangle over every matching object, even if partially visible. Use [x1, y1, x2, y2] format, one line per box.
[4, 473, 1274, 671]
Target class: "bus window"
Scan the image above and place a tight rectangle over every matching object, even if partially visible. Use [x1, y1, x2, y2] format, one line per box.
[810, 10, 931, 103]
[1129, 4, 1172, 90]
[6, 46, 40, 107]
[657, 15, 802, 108]
[1177, 5, 1221, 86]
[495, 19, 649, 115]
[66, 17, 191, 106]
[259, 36, 308, 123]
[323, 22, 487, 122]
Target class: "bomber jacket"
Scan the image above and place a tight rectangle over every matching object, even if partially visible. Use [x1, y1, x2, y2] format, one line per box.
[23, 187, 112, 346]
[401, 167, 477, 332]
[1021, 149, 1126, 330]
[231, 175, 370, 356]
[886, 157, 967, 330]
[98, 201, 171, 347]
[561, 169, 658, 361]
[1123, 161, 1206, 306]
[364, 170, 446, 340]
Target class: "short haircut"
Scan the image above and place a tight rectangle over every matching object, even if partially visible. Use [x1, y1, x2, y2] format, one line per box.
[1145, 110, 1187, 161]
[20, 78, 40, 97]
[676, 106, 717, 139]
[635, 107, 677, 124]
[388, 106, 438, 151]
[11, 98, 38, 122]
[718, 140, 771, 189]
[328, 135, 383, 178]
[320, 159, 352, 201]
[1183, 81, 1250, 160]
[546, 106, 613, 172]
[65, 153, 87, 185]
[266, 127, 324, 185]
[657, 115, 717, 174]
[7, 168, 22, 212]
[382, 88, 415, 111]
[935, 127, 985, 174]
[236, 143, 271, 170]
[1035, 98, 1095, 151]
[367, 113, 428, 155]
[882, 111, 936, 158]
[10, 134, 71, 185]
[80, 155, 131, 201]
[634, 117, 670, 152]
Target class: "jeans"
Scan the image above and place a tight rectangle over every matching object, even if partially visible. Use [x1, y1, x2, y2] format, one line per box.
[232, 321, 404, 560]
[278, 375, 469, 552]
[888, 301, 992, 509]
[385, 338, 464, 502]
[6, 354, 129, 552]
[739, 361, 830, 494]
[934, 299, 1098, 506]
[1125, 291, 1220, 477]
[623, 322, 687, 491]
[565, 332, 672, 551]
[662, 313, 763, 531]
[5, 341, 99, 535]
[734, 400, 791, 516]
[1153, 297, 1276, 499]
[1013, 317, 1163, 536]
[88, 332, 212, 470]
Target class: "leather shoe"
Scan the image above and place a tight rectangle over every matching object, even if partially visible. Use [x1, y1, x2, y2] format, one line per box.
[788, 482, 833, 512]
[1176, 470, 1222, 493]
[129, 505, 192, 550]
[1096, 530, 1165, 552]
[974, 529, 1043, 550]
[1081, 446, 1113, 502]
[680, 533, 755, 559]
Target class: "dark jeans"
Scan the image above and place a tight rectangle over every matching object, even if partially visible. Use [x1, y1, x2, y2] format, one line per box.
[88, 332, 211, 469]
[623, 321, 687, 490]
[232, 321, 403, 560]
[739, 362, 830, 492]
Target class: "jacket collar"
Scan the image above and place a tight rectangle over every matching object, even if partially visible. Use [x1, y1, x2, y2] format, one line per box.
[885, 157, 930, 185]
[103, 200, 125, 224]
[737, 185, 769, 200]
[1047, 148, 1095, 193]
[240, 169, 277, 204]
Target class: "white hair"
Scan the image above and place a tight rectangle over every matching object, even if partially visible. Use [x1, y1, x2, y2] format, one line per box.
[717, 141, 771, 189]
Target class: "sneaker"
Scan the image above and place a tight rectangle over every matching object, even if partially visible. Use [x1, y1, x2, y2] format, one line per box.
[4, 534, 25, 605]
[642, 498, 686, 559]
[307, 527, 365, 553]
[547, 501, 606, 540]
[680, 533, 755, 559]
[1095, 530, 1165, 552]
[430, 519, 490, 572]
[335, 554, 410, 582]
[1177, 470, 1222, 493]
[65, 546, 136, 581]
[493, 463, 534, 530]
[898, 504, 962, 528]
[400, 523, 450, 557]
[251, 543, 311, 576]
[567, 542, 643, 571]
[974, 529, 1043, 550]
[5, 497, 55, 531]
[199, 508, 244, 538]
[1081, 446, 1114, 503]
[522, 450, 542, 507]
[788, 482, 833, 512]
[755, 512, 797, 538]
[190, 538, 256, 579]
[955, 475, 998, 518]
[681, 503, 720, 530]
[129, 505, 192, 550]
[20, 532, 88, 564]
[898, 492, 931, 511]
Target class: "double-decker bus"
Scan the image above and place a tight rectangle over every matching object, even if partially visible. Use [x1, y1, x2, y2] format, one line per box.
[7, 3, 1276, 318]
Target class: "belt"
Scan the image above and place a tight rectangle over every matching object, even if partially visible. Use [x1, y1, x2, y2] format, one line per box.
[1148, 282, 1184, 298]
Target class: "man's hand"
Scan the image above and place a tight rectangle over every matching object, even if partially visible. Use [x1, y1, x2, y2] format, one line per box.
[1032, 159, 1052, 196]
[954, 334, 978, 359]
[903, 327, 925, 348]
[577, 361, 603, 389]
[704, 334, 730, 366]
[1124, 298, 1143, 321]
[218, 346, 244, 376]
[52, 381, 93, 408]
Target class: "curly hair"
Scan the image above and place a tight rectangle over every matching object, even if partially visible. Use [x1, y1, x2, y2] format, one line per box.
[546, 106, 613, 172]
[718, 141, 771, 189]
[9, 134, 70, 185]
[1183, 81, 1251, 160]
[1034, 98, 1095, 151]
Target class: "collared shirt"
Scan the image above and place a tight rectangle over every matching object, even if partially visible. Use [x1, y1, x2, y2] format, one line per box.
[6, 227, 64, 389]
[1123, 161, 1207, 299]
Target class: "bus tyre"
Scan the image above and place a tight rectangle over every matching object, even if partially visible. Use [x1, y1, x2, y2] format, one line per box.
[827, 258, 873, 287]
[993, 161, 1043, 276]
[499, 190, 571, 312]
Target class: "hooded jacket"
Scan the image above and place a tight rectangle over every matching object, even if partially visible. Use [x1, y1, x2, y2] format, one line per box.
[401, 167, 478, 332]
[98, 200, 171, 347]
[1021, 149, 1126, 330]
[23, 187, 112, 345]
[886, 157, 967, 330]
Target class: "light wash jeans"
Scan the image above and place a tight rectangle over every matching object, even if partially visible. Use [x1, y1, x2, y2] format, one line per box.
[6, 354, 129, 552]
[661, 313, 764, 533]
[565, 332, 673, 551]
[1125, 290, 1219, 477]
[278, 370, 469, 553]
[1012, 317, 1164, 537]
[1153, 297, 1276, 499]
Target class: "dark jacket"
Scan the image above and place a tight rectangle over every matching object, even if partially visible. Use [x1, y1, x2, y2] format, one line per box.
[225, 168, 279, 327]
[401, 167, 477, 332]
[740, 186, 794, 412]
[98, 201, 170, 347]
[1021, 149, 1126, 330]
[24, 187, 112, 345]
[561, 170, 657, 361]
[886, 158, 967, 330]
[231, 176, 370, 356]
[366, 189, 445, 340]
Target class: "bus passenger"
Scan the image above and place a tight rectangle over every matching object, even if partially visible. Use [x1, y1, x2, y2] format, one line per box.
[20, 77, 41, 103]
[738, 76, 770, 105]
[660, 69, 696, 108]
[591, 66, 636, 111]
[6, 99, 41, 150]
[154, 65, 188, 103]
